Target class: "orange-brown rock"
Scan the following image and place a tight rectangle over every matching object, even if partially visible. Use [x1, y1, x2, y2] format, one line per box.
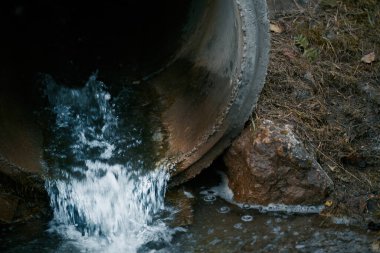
[224, 120, 332, 205]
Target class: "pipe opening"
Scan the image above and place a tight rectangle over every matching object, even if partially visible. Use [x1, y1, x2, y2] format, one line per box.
[2, 1, 192, 86]
[0, 0, 269, 185]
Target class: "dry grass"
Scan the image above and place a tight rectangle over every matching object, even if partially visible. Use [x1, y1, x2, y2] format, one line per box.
[257, 0, 380, 220]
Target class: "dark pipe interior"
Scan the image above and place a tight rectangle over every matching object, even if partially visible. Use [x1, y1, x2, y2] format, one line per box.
[2, 1, 190, 88]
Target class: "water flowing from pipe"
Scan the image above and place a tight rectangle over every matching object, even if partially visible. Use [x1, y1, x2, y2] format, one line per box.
[42, 74, 173, 252]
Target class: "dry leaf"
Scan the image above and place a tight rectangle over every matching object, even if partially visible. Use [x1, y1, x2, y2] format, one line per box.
[270, 23, 284, 34]
[327, 164, 336, 172]
[324, 200, 333, 207]
[361, 52, 376, 64]
[282, 48, 297, 60]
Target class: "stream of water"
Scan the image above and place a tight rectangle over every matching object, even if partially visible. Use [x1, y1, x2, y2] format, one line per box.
[41, 74, 174, 252]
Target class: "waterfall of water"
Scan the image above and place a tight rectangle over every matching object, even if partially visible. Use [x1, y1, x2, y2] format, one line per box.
[42, 74, 173, 252]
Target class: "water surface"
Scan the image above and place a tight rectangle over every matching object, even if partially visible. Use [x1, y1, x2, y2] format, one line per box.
[0, 75, 376, 253]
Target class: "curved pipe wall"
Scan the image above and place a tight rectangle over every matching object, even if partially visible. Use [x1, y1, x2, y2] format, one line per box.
[0, 0, 269, 187]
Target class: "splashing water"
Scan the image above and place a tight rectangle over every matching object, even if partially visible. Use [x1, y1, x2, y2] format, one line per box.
[42, 74, 173, 252]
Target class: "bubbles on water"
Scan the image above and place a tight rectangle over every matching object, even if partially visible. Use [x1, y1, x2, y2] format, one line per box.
[253, 204, 324, 214]
[258, 206, 267, 213]
[234, 223, 243, 230]
[332, 217, 352, 226]
[242, 203, 251, 210]
[203, 195, 217, 202]
[307, 206, 319, 213]
[218, 206, 231, 214]
[241, 215, 253, 222]
[275, 218, 282, 223]
[200, 188, 218, 203]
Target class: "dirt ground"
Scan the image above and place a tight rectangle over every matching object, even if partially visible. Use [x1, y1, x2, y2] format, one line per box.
[260, 0, 380, 224]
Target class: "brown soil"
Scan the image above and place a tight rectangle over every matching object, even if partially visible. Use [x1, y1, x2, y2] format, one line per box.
[259, 0, 380, 224]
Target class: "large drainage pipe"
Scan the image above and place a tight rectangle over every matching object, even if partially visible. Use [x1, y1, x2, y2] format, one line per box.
[0, 0, 269, 190]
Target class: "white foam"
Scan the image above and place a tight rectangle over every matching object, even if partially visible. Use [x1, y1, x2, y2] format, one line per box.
[205, 171, 324, 215]
[43, 74, 174, 252]
[208, 171, 234, 202]
[331, 217, 352, 226]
